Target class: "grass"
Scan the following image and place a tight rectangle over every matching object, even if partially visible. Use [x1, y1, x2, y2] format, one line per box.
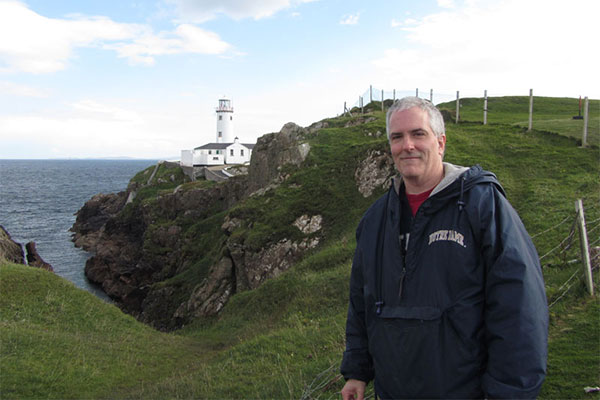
[1, 96, 599, 399]
[0, 263, 203, 399]
[438, 96, 600, 147]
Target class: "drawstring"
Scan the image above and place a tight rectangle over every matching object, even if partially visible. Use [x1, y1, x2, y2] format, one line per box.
[457, 176, 466, 212]
[375, 186, 392, 315]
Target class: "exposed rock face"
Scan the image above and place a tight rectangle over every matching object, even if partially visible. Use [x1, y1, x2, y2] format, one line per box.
[25, 242, 54, 271]
[174, 257, 234, 321]
[354, 149, 396, 197]
[247, 122, 311, 194]
[294, 214, 323, 234]
[0, 225, 24, 264]
[71, 192, 128, 251]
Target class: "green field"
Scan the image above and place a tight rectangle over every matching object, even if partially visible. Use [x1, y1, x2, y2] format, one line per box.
[1, 96, 599, 399]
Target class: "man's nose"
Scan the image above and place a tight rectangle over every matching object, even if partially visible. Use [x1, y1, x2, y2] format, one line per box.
[401, 136, 416, 151]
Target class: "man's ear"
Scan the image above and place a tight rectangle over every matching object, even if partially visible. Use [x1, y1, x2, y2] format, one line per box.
[438, 134, 446, 156]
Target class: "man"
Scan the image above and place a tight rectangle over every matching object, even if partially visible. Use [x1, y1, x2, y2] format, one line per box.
[340, 97, 548, 399]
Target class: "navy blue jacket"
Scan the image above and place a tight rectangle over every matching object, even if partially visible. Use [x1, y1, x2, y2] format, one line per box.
[341, 164, 548, 399]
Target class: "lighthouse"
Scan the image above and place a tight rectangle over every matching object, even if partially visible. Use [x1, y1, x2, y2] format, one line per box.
[216, 97, 234, 143]
[180, 96, 254, 171]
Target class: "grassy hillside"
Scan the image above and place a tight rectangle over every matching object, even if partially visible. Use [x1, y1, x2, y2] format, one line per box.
[1, 96, 599, 399]
[438, 96, 600, 147]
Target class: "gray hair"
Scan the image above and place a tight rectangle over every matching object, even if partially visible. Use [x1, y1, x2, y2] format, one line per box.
[385, 96, 445, 139]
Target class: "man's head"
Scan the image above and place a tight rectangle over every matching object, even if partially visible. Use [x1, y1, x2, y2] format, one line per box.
[386, 97, 446, 192]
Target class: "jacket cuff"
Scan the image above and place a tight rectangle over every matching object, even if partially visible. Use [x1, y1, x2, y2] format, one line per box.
[340, 350, 375, 383]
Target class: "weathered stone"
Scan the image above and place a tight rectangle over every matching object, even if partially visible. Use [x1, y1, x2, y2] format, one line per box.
[221, 216, 243, 235]
[0, 225, 24, 264]
[175, 257, 234, 320]
[247, 122, 311, 194]
[293, 214, 323, 234]
[354, 149, 396, 198]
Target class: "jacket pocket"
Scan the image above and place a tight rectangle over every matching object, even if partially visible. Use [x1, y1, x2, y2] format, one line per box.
[369, 306, 445, 397]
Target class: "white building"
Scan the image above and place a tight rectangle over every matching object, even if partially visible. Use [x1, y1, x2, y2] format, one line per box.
[181, 97, 255, 167]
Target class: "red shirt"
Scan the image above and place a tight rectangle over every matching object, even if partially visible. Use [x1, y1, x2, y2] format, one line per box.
[406, 188, 434, 216]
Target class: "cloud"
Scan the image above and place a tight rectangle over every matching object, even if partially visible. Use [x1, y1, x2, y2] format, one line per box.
[104, 24, 231, 66]
[437, 0, 456, 8]
[166, 0, 318, 22]
[0, 80, 48, 97]
[340, 13, 360, 25]
[373, 0, 600, 99]
[0, 1, 232, 73]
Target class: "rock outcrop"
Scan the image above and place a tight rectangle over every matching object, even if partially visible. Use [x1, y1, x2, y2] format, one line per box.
[25, 242, 54, 271]
[247, 122, 311, 194]
[354, 149, 396, 197]
[0, 225, 24, 264]
[1, 225, 54, 272]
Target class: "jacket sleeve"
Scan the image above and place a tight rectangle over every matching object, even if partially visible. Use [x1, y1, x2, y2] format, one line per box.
[470, 185, 548, 399]
[340, 220, 375, 383]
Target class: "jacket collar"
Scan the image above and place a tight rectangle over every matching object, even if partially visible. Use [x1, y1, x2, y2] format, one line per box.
[392, 162, 470, 197]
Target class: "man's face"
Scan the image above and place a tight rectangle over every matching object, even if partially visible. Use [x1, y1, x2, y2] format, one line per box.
[389, 107, 446, 186]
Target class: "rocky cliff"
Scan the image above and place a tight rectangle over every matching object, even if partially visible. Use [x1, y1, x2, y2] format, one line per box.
[72, 115, 395, 331]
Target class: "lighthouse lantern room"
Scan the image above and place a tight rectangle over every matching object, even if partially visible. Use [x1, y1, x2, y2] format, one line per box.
[216, 97, 234, 143]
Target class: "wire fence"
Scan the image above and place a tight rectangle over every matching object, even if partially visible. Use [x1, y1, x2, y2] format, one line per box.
[346, 86, 599, 146]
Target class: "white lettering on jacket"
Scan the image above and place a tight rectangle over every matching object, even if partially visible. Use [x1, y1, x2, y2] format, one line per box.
[428, 229, 466, 248]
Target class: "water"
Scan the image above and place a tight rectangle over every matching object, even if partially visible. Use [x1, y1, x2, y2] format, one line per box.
[0, 159, 158, 300]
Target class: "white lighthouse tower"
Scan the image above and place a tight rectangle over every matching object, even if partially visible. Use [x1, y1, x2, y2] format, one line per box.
[216, 97, 234, 143]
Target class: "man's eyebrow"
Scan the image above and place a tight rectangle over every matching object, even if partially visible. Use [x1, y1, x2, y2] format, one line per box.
[391, 128, 427, 135]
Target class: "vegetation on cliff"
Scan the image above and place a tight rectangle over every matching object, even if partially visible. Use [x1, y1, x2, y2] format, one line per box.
[1, 96, 599, 399]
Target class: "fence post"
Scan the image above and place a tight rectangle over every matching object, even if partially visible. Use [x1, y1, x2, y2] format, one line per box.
[582, 96, 589, 147]
[430, 89, 433, 102]
[370, 85, 373, 103]
[393, 89, 396, 102]
[528, 88, 533, 131]
[483, 90, 488, 125]
[575, 199, 594, 296]
[455, 91, 460, 124]
[416, 88, 419, 97]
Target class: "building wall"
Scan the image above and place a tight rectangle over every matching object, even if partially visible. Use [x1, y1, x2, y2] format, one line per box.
[181, 150, 194, 167]
[225, 142, 251, 165]
[216, 111, 234, 143]
[196, 149, 224, 166]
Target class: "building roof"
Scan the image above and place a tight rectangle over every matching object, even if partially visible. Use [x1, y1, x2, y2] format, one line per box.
[195, 142, 255, 150]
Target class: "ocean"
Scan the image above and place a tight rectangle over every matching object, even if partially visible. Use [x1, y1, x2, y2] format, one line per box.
[0, 159, 159, 300]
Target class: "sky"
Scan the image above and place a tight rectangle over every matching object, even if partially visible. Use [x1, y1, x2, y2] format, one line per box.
[0, 0, 598, 159]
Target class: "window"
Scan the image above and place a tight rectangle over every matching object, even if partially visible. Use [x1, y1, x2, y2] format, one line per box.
[230, 116, 233, 120]
[219, 115, 222, 120]
[241, 149, 244, 156]
[218, 132, 222, 138]
[208, 150, 212, 155]
[230, 149, 234, 156]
